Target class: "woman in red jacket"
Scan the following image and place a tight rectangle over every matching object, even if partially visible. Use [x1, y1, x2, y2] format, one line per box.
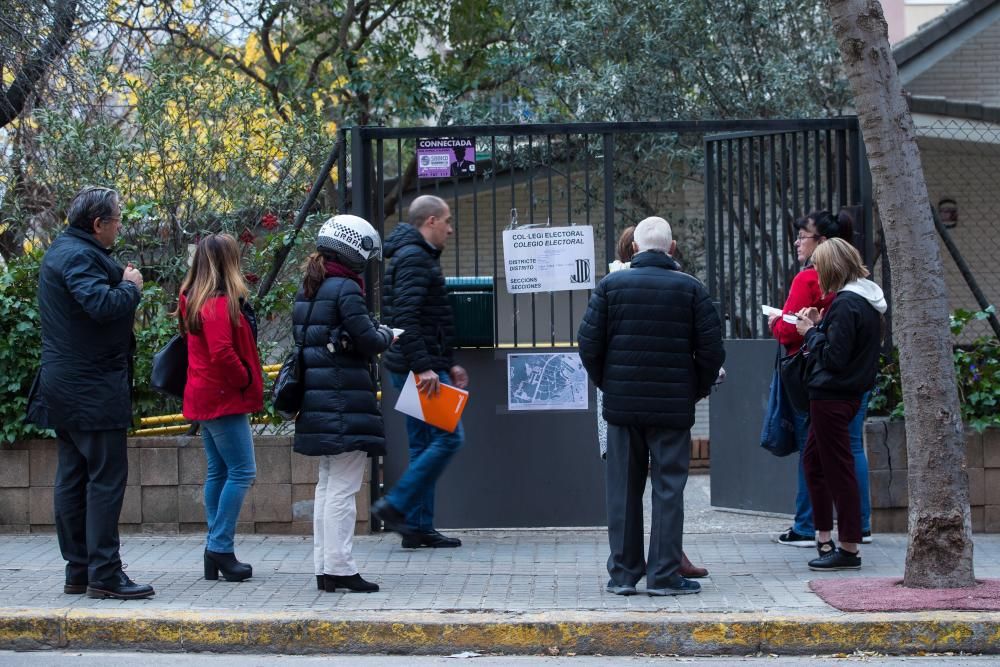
[769, 210, 871, 549]
[178, 234, 264, 582]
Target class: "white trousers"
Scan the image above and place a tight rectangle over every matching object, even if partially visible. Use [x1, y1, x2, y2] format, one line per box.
[313, 450, 367, 576]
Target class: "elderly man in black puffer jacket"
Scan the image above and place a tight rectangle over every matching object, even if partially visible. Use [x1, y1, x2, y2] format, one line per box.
[578, 216, 724, 597]
[373, 195, 469, 549]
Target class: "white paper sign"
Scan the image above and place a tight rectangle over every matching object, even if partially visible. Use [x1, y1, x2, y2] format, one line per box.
[502, 226, 596, 293]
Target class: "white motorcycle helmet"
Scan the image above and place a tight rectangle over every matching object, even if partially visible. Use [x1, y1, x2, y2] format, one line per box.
[316, 214, 382, 271]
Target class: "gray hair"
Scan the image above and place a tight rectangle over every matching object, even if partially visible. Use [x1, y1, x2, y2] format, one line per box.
[67, 186, 120, 234]
[407, 195, 448, 228]
[633, 216, 673, 252]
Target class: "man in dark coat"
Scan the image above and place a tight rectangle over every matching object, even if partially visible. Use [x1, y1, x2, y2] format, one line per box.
[578, 216, 724, 596]
[27, 186, 154, 600]
[373, 194, 469, 549]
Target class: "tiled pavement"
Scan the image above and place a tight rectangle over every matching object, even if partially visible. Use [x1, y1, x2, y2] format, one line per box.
[2, 475, 998, 616]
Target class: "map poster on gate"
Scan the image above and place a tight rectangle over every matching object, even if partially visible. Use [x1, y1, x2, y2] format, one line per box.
[416, 137, 476, 178]
[507, 352, 589, 411]
[502, 225, 596, 293]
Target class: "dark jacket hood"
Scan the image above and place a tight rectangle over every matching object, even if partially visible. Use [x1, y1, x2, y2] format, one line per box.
[629, 249, 681, 272]
[384, 223, 440, 259]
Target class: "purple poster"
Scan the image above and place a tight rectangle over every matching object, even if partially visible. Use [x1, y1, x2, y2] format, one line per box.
[416, 138, 476, 178]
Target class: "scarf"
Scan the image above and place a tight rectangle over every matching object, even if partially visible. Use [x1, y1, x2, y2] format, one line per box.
[324, 258, 365, 294]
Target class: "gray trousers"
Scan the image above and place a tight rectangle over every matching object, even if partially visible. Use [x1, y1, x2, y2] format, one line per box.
[605, 423, 691, 589]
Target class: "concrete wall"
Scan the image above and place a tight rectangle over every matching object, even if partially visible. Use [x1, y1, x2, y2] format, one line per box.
[907, 18, 1000, 104]
[865, 418, 999, 533]
[0, 436, 370, 536]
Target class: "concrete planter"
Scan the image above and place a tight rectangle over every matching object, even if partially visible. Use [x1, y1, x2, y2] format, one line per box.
[864, 417, 999, 533]
[0, 435, 370, 536]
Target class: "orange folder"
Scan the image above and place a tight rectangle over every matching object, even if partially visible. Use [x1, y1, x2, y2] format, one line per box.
[394, 371, 469, 433]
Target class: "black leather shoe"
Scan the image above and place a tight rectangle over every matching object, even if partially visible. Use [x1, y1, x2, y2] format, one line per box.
[401, 530, 462, 549]
[316, 575, 325, 590]
[86, 571, 155, 600]
[371, 498, 416, 537]
[64, 579, 88, 595]
[204, 550, 252, 582]
[323, 573, 379, 593]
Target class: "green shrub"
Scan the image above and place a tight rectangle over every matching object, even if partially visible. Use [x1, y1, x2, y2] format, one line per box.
[0, 253, 51, 444]
[869, 307, 1000, 432]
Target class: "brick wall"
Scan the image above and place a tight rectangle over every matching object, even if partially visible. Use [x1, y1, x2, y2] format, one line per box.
[865, 418, 1000, 533]
[907, 19, 1000, 105]
[0, 436, 370, 536]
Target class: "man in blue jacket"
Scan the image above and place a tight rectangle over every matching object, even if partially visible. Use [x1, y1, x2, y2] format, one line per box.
[578, 216, 724, 596]
[27, 186, 154, 600]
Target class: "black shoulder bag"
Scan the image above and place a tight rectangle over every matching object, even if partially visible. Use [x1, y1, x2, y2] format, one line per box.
[272, 297, 317, 419]
[151, 313, 188, 399]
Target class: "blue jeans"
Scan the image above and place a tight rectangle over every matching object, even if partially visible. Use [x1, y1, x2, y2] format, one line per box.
[792, 392, 871, 535]
[387, 371, 465, 532]
[201, 414, 257, 553]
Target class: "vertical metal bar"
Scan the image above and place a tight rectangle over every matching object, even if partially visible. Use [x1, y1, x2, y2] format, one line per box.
[826, 128, 834, 212]
[791, 132, 801, 273]
[585, 134, 593, 308]
[837, 128, 848, 212]
[338, 129, 348, 214]
[747, 137, 758, 339]
[396, 139, 403, 223]
[717, 141, 727, 338]
[814, 130, 822, 211]
[602, 133, 615, 278]
[453, 157, 460, 277]
[510, 135, 518, 347]
[491, 136, 499, 348]
[768, 134, 778, 307]
[566, 133, 574, 345]
[528, 135, 536, 346]
[737, 138, 747, 339]
[727, 139, 737, 339]
[547, 134, 555, 346]
[375, 138, 385, 311]
[801, 131, 810, 221]
[705, 138, 716, 300]
[472, 138, 479, 277]
[780, 133, 790, 290]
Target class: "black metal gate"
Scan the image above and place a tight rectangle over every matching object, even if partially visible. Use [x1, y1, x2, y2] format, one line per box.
[703, 121, 874, 514]
[336, 118, 873, 526]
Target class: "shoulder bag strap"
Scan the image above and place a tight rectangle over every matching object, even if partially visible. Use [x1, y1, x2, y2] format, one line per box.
[296, 297, 318, 362]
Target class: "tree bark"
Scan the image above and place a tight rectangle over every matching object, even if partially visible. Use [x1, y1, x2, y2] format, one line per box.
[825, 0, 974, 587]
[0, 0, 79, 129]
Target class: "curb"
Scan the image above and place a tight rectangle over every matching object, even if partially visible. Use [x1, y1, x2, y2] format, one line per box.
[2, 609, 1000, 655]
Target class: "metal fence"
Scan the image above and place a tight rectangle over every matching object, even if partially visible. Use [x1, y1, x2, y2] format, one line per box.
[343, 118, 871, 346]
[913, 118, 1000, 341]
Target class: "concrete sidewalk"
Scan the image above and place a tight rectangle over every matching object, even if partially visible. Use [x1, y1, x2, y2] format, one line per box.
[1, 527, 1000, 655]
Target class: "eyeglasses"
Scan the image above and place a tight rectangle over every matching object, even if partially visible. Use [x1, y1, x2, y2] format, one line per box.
[795, 234, 821, 244]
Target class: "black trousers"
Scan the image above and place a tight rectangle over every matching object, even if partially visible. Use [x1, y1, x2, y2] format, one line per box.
[54, 429, 128, 583]
[605, 424, 691, 589]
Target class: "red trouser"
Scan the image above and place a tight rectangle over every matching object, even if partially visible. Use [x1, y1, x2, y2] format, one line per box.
[802, 398, 863, 544]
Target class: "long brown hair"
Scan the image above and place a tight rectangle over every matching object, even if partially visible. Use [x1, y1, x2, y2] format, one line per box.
[177, 233, 249, 333]
[301, 251, 330, 300]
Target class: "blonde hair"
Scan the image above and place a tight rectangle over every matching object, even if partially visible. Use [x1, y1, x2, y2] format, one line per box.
[177, 233, 249, 333]
[811, 237, 869, 293]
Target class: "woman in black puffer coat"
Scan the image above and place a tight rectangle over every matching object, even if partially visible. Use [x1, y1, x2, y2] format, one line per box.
[292, 215, 393, 594]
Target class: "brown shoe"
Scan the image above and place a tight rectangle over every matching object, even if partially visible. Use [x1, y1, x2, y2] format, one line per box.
[679, 551, 708, 578]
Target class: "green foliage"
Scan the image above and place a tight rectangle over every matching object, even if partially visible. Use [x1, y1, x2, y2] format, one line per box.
[0, 253, 51, 444]
[869, 307, 1000, 432]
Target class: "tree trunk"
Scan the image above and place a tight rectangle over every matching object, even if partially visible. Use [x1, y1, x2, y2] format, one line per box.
[825, 0, 974, 588]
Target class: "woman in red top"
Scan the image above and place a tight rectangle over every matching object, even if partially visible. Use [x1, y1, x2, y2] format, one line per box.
[178, 234, 264, 582]
[769, 210, 872, 549]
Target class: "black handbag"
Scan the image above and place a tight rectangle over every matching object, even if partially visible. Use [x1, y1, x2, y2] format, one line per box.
[779, 349, 811, 414]
[151, 334, 188, 398]
[272, 297, 317, 419]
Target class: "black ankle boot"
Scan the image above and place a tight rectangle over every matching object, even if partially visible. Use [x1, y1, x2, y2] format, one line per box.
[204, 550, 252, 582]
[323, 573, 379, 593]
[316, 575, 325, 590]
